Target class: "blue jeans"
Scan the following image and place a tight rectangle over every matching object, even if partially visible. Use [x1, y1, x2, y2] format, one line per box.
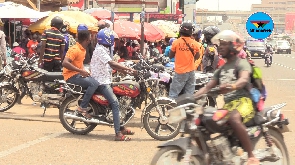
[169, 71, 196, 99]
[67, 74, 99, 109]
[97, 84, 121, 134]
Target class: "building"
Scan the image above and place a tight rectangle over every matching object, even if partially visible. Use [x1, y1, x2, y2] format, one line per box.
[251, 0, 295, 32]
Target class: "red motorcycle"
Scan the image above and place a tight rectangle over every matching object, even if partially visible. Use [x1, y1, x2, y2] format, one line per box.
[58, 79, 141, 135]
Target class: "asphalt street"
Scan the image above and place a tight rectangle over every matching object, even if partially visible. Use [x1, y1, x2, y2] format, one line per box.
[0, 53, 295, 165]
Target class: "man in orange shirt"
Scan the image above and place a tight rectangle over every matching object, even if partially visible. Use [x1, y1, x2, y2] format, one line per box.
[169, 22, 200, 99]
[27, 34, 38, 58]
[62, 27, 99, 118]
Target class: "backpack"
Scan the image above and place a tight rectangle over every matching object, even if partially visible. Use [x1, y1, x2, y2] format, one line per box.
[68, 34, 76, 48]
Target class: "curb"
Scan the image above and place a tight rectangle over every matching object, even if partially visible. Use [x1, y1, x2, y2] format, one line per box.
[0, 116, 59, 123]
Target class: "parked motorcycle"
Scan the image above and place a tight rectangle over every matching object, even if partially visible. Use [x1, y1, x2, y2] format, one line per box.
[0, 55, 64, 116]
[265, 53, 272, 67]
[151, 88, 290, 165]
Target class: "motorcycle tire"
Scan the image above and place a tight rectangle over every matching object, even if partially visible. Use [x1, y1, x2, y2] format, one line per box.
[59, 96, 98, 135]
[143, 103, 181, 141]
[151, 146, 204, 165]
[254, 127, 290, 165]
[0, 84, 20, 112]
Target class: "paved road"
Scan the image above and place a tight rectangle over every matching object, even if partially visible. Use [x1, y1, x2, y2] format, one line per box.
[0, 53, 295, 165]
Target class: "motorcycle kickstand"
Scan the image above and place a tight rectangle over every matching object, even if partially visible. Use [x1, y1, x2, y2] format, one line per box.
[41, 102, 47, 117]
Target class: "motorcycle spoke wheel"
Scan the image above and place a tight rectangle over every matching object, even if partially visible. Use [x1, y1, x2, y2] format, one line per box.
[0, 87, 19, 112]
[59, 97, 97, 135]
[151, 146, 203, 165]
[143, 103, 180, 141]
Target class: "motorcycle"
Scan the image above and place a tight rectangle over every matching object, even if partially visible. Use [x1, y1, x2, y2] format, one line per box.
[0, 54, 64, 116]
[151, 88, 290, 165]
[265, 53, 272, 67]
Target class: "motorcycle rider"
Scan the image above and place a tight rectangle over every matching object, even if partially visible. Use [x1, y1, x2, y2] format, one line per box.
[39, 16, 65, 72]
[202, 26, 220, 73]
[90, 28, 137, 141]
[164, 38, 176, 62]
[194, 30, 259, 165]
[264, 45, 273, 65]
[62, 28, 99, 119]
[169, 21, 200, 99]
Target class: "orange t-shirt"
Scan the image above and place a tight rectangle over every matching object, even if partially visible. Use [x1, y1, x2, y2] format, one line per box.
[27, 40, 38, 56]
[171, 37, 200, 74]
[195, 42, 204, 70]
[63, 42, 86, 81]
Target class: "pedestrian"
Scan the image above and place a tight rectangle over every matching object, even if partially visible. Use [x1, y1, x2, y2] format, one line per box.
[38, 16, 65, 72]
[168, 21, 201, 99]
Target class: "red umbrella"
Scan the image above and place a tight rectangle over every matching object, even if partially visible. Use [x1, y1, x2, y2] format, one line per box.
[128, 22, 165, 41]
[91, 9, 119, 20]
[114, 20, 139, 39]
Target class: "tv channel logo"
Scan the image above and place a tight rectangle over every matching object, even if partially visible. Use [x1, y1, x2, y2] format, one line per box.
[246, 12, 274, 40]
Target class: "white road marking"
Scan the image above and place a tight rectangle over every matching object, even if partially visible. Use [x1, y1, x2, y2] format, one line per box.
[0, 132, 64, 158]
[272, 62, 295, 71]
[277, 54, 295, 59]
[265, 79, 295, 81]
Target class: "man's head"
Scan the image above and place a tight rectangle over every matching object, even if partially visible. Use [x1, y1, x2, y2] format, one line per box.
[119, 39, 125, 46]
[77, 30, 91, 48]
[202, 26, 220, 45]
[60, 21, 70, 34]
[97, 28, 115, 48]
[179, 21, 194, 37]
[77, 24, 88, 33]
[169, 38, 176, 46]
[32, 34, 38, 41]
[266, 45, 271, 50]
[50, 16, 64, 30]
[192, 28, 202, 42]
[211, 30, 244, 59]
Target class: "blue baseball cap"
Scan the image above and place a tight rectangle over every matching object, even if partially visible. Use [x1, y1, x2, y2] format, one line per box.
[77, 24, 88, 32]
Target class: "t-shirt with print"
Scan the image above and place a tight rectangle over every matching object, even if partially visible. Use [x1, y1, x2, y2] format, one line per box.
[213, 57, 251, 103]
[171, 37, 200, 74]
[90, 44, 112, 85]
[63, 42, 86, 81]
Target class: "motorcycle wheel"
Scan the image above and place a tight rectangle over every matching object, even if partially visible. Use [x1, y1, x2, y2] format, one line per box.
[59, 96, 98, 135]
[151, 146, 204, 165]
[143, 102, 181, 141]
[0, 85, 19, 112]
[254, 128, 290, 165]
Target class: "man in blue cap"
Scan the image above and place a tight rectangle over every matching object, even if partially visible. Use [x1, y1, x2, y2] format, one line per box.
[76, 24, 93, 66]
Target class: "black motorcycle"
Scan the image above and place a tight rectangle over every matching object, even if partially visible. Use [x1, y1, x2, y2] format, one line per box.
[151, 88, 290, 165]
[0, 55, 64, 116]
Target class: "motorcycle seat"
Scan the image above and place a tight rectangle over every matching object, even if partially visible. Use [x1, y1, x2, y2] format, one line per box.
[152, 64, 165, 72]
[45, 72, 64, 82]
[245, 107, 273, 127]
[112, 80, 140, 89]
[176, 93, 196, 106]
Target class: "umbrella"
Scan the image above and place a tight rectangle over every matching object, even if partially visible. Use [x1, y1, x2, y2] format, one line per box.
[0, 2, 49, 19]
[29, 11, 98, 34]
[114, 20, 139, 39]
[84, 8, 119, 20]
[143, 22, 165, 41]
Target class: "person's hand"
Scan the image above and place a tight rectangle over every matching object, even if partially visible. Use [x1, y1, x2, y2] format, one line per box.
[126, 68, 137, 76]
[80, 69, 90, 77]
[219, 84, 234, 94]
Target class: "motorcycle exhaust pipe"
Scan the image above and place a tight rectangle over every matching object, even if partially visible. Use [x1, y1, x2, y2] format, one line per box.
[64, 113, 113, 126]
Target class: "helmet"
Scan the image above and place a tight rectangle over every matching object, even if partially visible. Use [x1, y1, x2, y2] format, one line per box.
[193, 28, 202, 40]
[77, 24, 88, 32]
[97, 28, 115, 46]
[202, 26, 220, 44]
[179, 21, 194, 36]
[211, 30, 244, 53]
[50, 16, 64, 29]
[169, 38, 176, 45]
[266, 45, 271, 49]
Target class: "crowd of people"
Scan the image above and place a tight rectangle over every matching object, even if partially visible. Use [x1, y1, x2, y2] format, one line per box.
[0, 16, 262, 164]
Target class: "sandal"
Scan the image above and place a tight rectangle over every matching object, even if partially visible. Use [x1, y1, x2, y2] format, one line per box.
[76, 107, 92, 119]
[247, 157, 260, 165]
[115, 135, 131, 141]
[121, 128, 135, 135]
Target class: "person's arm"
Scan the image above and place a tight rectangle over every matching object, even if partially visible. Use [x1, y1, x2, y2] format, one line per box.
[0, 33, 7, 64]
[59, 36, 65, 59]
[194, 79, 218, 98]
[169, 41, 176, 59]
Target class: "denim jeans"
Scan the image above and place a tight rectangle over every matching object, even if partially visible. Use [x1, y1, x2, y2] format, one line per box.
[169, 71, 196, 99]
[67, 74, 99, 109]
[97, 84, 121, 134]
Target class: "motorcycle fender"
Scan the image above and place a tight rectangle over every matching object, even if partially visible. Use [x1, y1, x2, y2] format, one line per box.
[141, 97, 177, 123]
[157, 137, 204, 157]
[280, 125, 290, 133]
